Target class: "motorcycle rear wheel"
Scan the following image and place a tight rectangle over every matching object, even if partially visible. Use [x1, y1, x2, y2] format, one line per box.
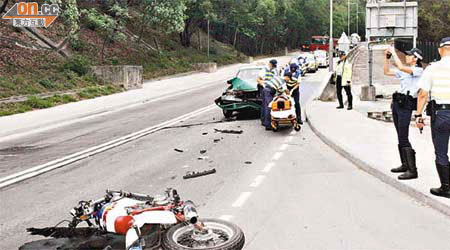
[161, 219, 245, 250]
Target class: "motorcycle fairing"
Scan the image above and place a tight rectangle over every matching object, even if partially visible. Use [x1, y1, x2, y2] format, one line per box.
[133, 211, 177, 227]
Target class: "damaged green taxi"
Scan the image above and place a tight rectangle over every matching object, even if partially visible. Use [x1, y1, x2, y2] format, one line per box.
[215, 66, 264, 118]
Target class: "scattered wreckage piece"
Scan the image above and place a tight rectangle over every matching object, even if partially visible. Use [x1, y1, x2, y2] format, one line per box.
[367, 111, 393, 122]
[174, 148, 184, 153]
[214, 129, 243, 134]
[183, 169, 217, 179]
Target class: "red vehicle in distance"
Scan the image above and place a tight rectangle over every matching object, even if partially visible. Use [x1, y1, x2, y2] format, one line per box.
[309, 36, 337, 52]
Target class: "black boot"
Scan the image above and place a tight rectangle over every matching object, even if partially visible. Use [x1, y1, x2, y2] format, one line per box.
[398, 147, 418, 180]
[430, 164, 450, 198]
[391, 145, 408, 173]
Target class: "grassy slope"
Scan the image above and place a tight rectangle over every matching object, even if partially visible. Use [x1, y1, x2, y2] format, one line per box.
[0, 7, 246, 116]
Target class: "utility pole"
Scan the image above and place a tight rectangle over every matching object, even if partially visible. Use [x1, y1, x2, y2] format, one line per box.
[329, 0, 334, 72]
[207, 19, 210, 58]
[350, 2, 359, 35]
[348, 0, 350, 36]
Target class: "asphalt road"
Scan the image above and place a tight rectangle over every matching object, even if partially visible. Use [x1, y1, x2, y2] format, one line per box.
[2, 68, 450, 250]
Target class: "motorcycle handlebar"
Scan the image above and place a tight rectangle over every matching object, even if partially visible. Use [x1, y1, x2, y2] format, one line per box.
[106, 189, 154, 201]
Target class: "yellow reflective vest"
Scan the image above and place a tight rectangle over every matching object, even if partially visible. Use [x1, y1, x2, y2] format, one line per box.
[334, 59, 353, 86]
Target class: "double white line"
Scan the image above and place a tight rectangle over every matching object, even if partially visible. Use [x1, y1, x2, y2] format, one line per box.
[0, 104, 216, 189]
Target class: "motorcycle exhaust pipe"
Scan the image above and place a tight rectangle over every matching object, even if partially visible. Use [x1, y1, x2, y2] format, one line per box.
[183, 200, 198, 224]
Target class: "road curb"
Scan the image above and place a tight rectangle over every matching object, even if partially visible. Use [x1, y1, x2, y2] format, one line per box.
[306, 106, 450, 218]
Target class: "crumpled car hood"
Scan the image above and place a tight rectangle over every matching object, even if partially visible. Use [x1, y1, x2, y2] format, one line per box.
[230, 77, 258, 92]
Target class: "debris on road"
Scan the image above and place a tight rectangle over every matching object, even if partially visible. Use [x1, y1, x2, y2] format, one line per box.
[198, 156, 209, 160]
[214, 129, 243, 134]
[200, 150, 207, 154]
[213, 139, 221, 143]
[245, 161, 252, 165]
[171, 176, 177, 180]
[174, 148, 184, 153]
[161, 120, 235, 130]
[183, 169, 217, 179]
[202, 132, 208, 135]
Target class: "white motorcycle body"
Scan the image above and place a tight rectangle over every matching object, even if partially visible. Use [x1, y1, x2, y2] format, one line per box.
[97, 198, 177, 249]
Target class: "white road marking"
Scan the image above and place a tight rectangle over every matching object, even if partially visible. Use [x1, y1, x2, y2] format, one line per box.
[263, 162, 275, 173]
[249, 175, 266, 188]
[290, 131, 297, 135]
[181, 165, 190, 169]
[0, 105, 216, 189]
[0, 79, 229, 143]
[279, 144, 289, 151]
[232, 192, 252, 208]
[272, 152, 283, 161]
[219, 215, 234, 221]
[285, 136, 294, 143]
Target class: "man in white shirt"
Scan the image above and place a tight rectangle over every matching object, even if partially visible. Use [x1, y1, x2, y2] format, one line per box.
[415, 37, 450, 198]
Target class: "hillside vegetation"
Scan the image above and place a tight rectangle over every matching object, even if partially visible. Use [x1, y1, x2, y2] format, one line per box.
[0, 0, 446, 116]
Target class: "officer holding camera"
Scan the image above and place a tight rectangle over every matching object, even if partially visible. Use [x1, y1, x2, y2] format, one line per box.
[384, 46, 424, 180]
[416, 37, 450, 199]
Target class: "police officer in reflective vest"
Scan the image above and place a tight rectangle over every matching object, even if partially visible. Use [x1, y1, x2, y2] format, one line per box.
[260, 75, 288, 130]
[416, 37, 450, 198]
[335, 51, 353, 110]
[284, 62, 303, 125]
[384, 46, 424, 180]
[257, 59, 279, 129]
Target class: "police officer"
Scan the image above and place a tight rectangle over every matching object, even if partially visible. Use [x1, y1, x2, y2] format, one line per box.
[257, 59, 279, 127]
[260, 75, 288, 130]
[335, 51, 353, 110]
[416, 37, 450, 198]
[284, 62, 303, 125]
[384, 46, 424, 180]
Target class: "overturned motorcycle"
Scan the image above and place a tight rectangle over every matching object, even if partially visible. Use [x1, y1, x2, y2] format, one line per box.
[21, 189, 245, 250]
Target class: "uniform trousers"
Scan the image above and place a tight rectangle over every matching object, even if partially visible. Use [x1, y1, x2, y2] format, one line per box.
[289, 87, 302, 122]
[392, 100, 414, 148]
[431, 110, 450, 166]
[262, 87, 275, 127]
[336, 76, 353, 107]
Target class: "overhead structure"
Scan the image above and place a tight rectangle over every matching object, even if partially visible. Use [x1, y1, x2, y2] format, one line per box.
[366, 0, 418, 45]
[364, 0, 418, 97]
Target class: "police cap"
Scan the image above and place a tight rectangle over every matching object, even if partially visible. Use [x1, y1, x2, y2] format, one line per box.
[405, 48, 423, 60]
[439, 37, 450, 48]
[269, 59, 278, 67]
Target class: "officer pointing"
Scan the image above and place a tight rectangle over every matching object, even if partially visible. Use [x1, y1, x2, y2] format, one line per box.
[415, 37, 450, 199]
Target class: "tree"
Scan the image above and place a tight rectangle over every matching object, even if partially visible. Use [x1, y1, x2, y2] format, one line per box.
[180, 0, 214, 47]
[137, 0, 186, 43]
[82, 5, 128, 62]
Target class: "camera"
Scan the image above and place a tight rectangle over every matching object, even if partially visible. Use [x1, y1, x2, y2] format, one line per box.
[386, 52, 392, 59]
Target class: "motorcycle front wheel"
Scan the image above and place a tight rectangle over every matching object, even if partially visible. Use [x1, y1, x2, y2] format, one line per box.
[161, 219, 245, 250]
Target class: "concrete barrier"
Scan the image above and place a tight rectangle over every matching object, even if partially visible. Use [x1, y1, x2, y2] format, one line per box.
[319, 75, 337, 102]
[194, 63, 217, 73]
[91, 65, 143, 90]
